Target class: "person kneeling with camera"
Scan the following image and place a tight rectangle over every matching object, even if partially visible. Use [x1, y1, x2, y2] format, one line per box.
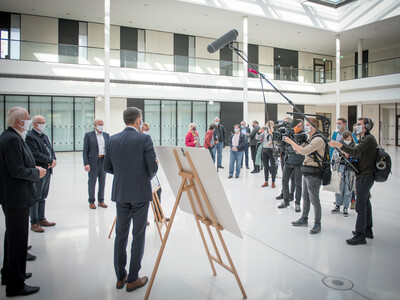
[284, 118, 325, 234]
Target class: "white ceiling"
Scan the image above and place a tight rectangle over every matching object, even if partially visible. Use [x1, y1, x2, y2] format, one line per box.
[1, 0, 400, 56]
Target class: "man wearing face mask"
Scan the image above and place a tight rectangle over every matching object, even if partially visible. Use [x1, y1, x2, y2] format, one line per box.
[329, 118, 378, 245]
[104, 107, 158, 292]
[0, 107, 46, 297]
[26, 116, 57, 232]
[83, 119, 110, 209]
[249, 120, 260, 173]
[330, 118, 357, 159]
[284, 118, 325, 234]
[213, 117, 226, 169]
[240, 121, 251, 169]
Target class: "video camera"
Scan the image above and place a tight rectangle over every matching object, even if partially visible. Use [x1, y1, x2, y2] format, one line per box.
[272, 121, 307, 145]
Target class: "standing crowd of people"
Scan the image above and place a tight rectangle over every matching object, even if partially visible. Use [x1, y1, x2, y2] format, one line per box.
[0, 105, 379, 297]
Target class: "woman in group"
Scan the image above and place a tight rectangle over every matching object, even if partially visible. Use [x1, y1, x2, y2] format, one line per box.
[204, 123, 216, 162]
[256, 121, 277, 188]
[228, 124, 247, 178]
[185, 123, 200, 148]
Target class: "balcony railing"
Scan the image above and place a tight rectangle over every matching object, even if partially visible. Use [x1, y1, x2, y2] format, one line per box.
[1, 39, 399, 83]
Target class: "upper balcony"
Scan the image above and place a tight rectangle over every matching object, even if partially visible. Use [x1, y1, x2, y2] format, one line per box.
[1, 39, 399, 84]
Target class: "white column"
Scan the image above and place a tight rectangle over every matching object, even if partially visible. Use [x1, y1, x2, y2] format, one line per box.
[104, 0, 111, 131]
[335, 34, 341, 121]
[243, 16, 248, 123]
[357, 104, 362, 118]
[358, 39, 363, 79]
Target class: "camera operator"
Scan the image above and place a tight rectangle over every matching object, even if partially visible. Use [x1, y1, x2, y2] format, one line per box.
[329, 117, 378, 246]
[249, 121, 260, 173]
[277, 122, 305, 212]
[284, 117, 325, 234]
[276, 117, 298, 201]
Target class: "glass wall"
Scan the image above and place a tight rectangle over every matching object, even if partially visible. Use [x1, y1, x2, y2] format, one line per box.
[161, 100, 177, 145]
[53, 97, 74, 151]
[74, 97, 95, 151]
[144, 99, 220, 146]
[192, 102, 207, 145]
[144, 100, 161, 145]
[177, 101, 191, 146]
[0, 95, 94, 151]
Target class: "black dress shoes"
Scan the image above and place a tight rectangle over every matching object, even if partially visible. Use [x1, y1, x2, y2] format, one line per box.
[27, 245, 32, 250]
[6, 284, 40, 297]
[26, 252, 36, 261]
[276, 193, 283, 200]
[346, 235, 366, 245]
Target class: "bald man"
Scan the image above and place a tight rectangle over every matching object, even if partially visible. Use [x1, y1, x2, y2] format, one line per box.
[83, 119, 110, 209]
[26, 115, 57, 232]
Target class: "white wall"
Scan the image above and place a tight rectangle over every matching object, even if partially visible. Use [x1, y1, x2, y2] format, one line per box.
[87, 23, 120, 66]
[145, 30, 174, 71]
[248, 103, 265, 126]
[298, 51, 335, 83]
[95, 97, 127, 135]
[362, 104, 380, 139]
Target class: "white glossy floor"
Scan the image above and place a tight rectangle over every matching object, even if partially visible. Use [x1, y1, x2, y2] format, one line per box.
[1, 147, 400, 300]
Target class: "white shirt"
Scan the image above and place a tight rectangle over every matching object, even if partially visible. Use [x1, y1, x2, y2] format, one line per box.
[96, 130, 105, 155]
[11, 127, 26, 141]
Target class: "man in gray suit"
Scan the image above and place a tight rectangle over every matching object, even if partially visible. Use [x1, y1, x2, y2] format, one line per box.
[104, 107, 158, 292]
[83, 119, 109, 209]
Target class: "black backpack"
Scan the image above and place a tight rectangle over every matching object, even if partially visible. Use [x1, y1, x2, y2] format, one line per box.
[374, 147, 392, 182]
[309, 135, 331, 186]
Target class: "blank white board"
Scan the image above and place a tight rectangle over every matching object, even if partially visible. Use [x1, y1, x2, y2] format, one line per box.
[155, 146, 242, 239]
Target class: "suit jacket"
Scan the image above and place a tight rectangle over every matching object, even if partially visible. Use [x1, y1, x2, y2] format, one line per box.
[0, 128, 40, 208]
[82, 130, 110, 169]
[103, 127, 158, 204]
[26, 129, 56, 174]
[249, 126, 260, 146]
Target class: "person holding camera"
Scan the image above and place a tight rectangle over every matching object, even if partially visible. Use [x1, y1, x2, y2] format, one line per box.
[329, 117, 378, 246]
[277, 133, 305, 212]
[256, 121, 276, 188]
[249, 121, 260, 173]
[284, 118, 325, 234]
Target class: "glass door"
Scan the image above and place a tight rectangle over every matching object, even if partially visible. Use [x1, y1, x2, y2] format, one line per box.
[53, 97, 74, 151]
[161, 100, 177, 145]
[177, 101, 191, 146]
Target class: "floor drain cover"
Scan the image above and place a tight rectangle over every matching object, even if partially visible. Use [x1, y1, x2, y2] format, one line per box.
[322, 276, 354, 290]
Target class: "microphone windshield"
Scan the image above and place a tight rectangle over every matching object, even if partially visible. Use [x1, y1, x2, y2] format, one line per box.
[207, 29, 238, 53]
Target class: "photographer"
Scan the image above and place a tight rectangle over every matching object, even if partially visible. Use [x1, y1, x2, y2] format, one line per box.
[277, 127, 305, 212]
[284, 118, 325, 234]
[256, 121, 276, 188]
[329, 117, 378, 246]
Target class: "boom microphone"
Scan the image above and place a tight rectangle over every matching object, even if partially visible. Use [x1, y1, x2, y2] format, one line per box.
[207, 29, 238, 53]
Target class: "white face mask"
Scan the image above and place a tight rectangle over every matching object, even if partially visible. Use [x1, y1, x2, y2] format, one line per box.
[143, 131, 149, 135]
[37, 123, 46, 132]
[234, 128, 239, 133]
[139, 119, 143, 132]
[344, 140, 351, 145]
[337, 124, 343, 131]
[304, 126, 311, 133]
[96, 125, 104, 132]
[354, 125, 363, 135]
[19, 119, 32, 132]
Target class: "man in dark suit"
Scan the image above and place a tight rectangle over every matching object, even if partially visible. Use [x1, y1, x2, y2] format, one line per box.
[249, 120, 260, 173]
[26, 115, 57, 233]
[104, 107, 158, 292]
[0, 107, 46, 297]
[83, 119, 109, 209]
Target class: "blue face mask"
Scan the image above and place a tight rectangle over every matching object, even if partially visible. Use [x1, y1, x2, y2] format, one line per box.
[241, 125, 244, 129]
[215, 122, 219, 126]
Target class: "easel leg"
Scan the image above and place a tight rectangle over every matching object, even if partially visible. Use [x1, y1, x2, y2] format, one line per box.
[108, 216, 117, 239]
[144, 180, 186, 300]
[216, 229, 247, 299]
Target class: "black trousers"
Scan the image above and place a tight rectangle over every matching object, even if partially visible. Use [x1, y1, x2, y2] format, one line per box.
[355, 176, 374, 236]
[282, 164, 302, 205]
[88, 157, 106, 203]
[114, 201, 149, 283]
[250, 145, 258, 170]
[1, 206, 29, 292]
[262, 148, 276, 182]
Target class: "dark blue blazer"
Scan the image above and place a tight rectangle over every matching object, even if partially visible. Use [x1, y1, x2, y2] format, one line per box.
[0, 128, 40, 208]
[83, 130, 110, 169]
[229, 132, 247, 152]
[104, 127, 158, 204]
[26, 129, 56, 173]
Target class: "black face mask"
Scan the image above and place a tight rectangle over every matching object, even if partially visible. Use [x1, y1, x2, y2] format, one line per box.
[193, 127, 197, 131]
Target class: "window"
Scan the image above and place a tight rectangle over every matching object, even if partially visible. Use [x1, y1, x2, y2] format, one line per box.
[144, 100, 161, 145]
[161, 100, 177, 145]
[53, 97, 74, 151]
[177, 101, 191, 146]
[74, 97, 95, 150]
[0, 95, 4, 133]
[193, 102, 206, 145]
[30, 96, 52, 141]
[0, 29, 9, 59]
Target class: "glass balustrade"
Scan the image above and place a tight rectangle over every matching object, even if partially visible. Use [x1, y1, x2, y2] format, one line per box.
[1, 39, 399, 82]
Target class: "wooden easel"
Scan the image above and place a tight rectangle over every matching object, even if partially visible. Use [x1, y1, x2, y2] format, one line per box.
[107, 185, 168, 240]
[144, 149, 247, 300]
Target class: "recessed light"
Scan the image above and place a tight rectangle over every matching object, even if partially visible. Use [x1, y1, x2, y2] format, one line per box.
[297, 31, 301, 34]
[129, 21, 132, 23]
[31, 8, 35, 11]
[66, 13, 70, 15]
[144, 4, 148, 7]
[255, 23, 259, 26]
